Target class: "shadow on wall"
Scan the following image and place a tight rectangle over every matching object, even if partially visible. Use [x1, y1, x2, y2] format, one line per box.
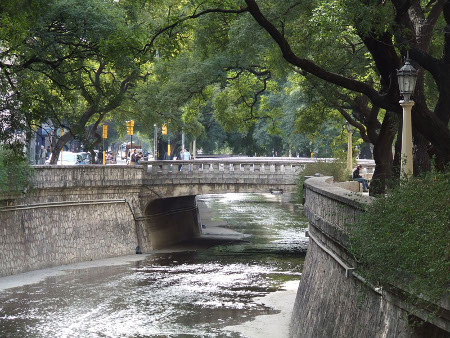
[143, 195, 201, 249]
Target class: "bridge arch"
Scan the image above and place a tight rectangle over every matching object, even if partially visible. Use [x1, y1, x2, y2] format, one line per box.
[141, 195, 201, 250]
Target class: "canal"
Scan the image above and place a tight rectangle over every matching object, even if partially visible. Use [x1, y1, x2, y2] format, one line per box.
[0, 193, 308, 337]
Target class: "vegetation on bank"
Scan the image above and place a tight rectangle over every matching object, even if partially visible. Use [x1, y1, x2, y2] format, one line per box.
[348, 170, 450, 305]
[0, 146, 34, 196]
[296, 158, 348, 200]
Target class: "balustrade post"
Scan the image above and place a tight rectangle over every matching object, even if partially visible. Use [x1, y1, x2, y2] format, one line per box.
[181, 161, 189, 173]
[162, 163, 169, 173]
[274, 164, 281, 174]
[223, 162, 231, 173]
[192, 162, 200, 173]
[142, 161, 149, 173]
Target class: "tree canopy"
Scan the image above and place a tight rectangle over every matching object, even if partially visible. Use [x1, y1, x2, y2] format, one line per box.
[1, 0, 449, 192]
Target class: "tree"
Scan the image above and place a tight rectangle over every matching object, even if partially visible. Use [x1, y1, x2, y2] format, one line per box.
[139, 0, 449, 194]
[241, 0, 450, 192]
[1, 0, 147, 162]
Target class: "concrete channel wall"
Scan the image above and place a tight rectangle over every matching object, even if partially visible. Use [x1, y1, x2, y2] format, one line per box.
[290, 176, 450, 337]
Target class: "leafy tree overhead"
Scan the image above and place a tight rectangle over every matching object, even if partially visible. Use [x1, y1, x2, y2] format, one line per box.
[241, 0, 450, 186]
[136, 0, 449, 194]
[0, 0, 151, 162]
[2, 0, 448, 192]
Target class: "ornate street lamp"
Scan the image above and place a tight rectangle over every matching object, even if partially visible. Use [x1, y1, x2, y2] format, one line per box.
[397, 58, 418, 178]
[345, 121, 353, 173]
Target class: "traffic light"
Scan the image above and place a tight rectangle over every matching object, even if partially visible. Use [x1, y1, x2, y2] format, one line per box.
[126, 120, 134, 135]
[102, 125, 108, 139]
[162, 124, 167, 135]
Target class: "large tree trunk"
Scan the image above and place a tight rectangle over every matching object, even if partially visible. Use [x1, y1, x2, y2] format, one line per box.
[392, 125, 402, 182]
[371, 142, 393, 195]
[369, 112, 397, 195]
[49, 132, 74, 164]
[413, 128, 431, 175]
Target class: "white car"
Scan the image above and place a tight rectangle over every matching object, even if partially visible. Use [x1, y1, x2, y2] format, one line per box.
[45, 152, 90, 165]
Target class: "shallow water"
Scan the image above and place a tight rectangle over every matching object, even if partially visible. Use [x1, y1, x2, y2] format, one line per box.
[0, 193, 308, 337]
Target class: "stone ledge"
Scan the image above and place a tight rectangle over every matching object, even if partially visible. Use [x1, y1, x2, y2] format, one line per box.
[304, 176, 373, 211]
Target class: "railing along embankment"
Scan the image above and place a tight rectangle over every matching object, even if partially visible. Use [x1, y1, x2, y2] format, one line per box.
[290, 176, 449, 338]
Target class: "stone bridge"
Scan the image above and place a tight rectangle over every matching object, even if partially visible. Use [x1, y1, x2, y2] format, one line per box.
[0, 158, 375, 277]
[142, 159, 306, 196]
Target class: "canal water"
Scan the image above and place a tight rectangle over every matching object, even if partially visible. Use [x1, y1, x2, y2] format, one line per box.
[0, 193, 308, 337]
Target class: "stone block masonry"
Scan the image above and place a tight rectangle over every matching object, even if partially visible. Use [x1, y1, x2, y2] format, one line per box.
[0, 160, 372, 278]
[290, 176, 450, 337]
[0, 200, 136, 277]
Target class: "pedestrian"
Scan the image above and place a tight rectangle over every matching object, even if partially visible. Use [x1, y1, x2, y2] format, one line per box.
[130, 149, 138, 165]
[182, 148, 191, 171]
[353, 165, 369, 192]
[39, 145, 46, 164]
[178, 148, 184, 171]
[136, 152, 143, 164]
[46, 146, 51, 160]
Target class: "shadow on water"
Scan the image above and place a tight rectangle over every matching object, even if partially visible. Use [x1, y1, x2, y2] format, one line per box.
[0, 193, 308, 337]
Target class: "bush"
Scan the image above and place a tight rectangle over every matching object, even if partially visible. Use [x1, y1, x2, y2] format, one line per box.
[297, 158, 348, 200]
[0, 146, 34, 196]
[348, 170, 450, 305]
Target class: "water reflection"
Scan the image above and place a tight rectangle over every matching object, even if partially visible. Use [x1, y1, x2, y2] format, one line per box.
[0, 193, 308, 337]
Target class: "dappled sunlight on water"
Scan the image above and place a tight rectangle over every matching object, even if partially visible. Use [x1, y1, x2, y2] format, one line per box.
[0, 193, 308, 337]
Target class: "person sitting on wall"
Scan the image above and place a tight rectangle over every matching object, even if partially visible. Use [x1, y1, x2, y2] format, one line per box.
[353, 165, 369, 192]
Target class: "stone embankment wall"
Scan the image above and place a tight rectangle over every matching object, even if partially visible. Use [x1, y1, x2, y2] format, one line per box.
[0, 166, 143, 277]
[290, 176, 449, 337]
[0, 166, 201, 277]
[0, 200, 136, 277]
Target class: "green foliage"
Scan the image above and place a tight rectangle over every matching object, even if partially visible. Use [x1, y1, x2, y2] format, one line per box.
[0, 146, 34, 196]
[296, 158, 348, 201]
[1, 0, 148, 156]
[348, 170, 450, 305]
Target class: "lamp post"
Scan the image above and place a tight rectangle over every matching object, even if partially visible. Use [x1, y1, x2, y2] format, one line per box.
[397, 58, 418, 178]
[345, 121, 353, 173]
[153, 124, 157, 160]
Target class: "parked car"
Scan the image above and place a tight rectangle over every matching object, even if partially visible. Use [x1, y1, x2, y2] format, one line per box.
[45, 152, 91, 165]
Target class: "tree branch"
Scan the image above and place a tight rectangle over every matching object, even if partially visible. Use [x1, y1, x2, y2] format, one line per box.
[143, 6, 249, 54]
[243, 0, 398, 113]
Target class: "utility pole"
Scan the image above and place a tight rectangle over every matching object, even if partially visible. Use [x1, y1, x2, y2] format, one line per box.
[182, 131, 185, 150]
[102, 125, 108, 165]
[126, 120, 134, 161]
[154, 124, 157, 159]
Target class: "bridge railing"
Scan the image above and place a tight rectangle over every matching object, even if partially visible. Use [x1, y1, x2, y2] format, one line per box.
[142, 160, 306, 177]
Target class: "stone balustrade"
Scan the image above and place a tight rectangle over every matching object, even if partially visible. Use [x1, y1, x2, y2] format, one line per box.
[143, 160, 301, 182]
